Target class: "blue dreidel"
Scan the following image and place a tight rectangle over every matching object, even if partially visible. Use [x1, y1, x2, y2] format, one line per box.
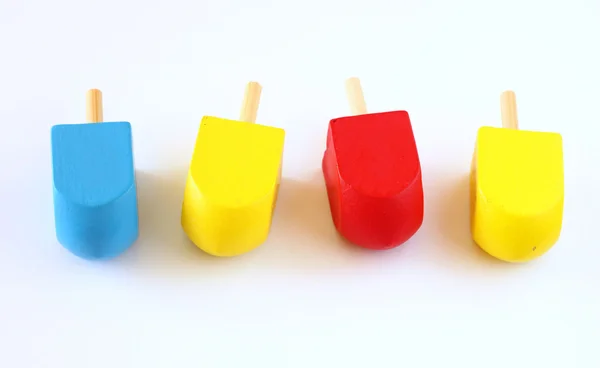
[51, 89, 139, 259]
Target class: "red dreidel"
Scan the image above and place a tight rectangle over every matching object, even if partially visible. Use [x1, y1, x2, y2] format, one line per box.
[322, 77, 424, 249]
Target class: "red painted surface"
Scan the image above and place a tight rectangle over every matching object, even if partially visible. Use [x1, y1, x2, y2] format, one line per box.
[322, 110, 424, 249]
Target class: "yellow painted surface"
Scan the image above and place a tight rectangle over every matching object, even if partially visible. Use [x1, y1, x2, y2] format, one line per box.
[471, 127, 564, 262]
[181, 116, 285, 257]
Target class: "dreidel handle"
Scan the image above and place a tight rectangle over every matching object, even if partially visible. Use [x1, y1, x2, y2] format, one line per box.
[86, 89, 103, 123]
[345, 77, 368, 115]
[240, 82, 262, 123]
[500, 90, 518, 130]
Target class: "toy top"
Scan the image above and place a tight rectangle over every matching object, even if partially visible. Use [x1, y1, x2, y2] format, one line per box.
[51, 89, 135, 207]
[190, 117, 284, 207]
[476, 127, 563, 215]
[189, 82, 285, 207]
[476, 90, 563, 215]
[330, 111, 420, 197]
[52, 122, 134, 207]
[328, 78, 421, 197]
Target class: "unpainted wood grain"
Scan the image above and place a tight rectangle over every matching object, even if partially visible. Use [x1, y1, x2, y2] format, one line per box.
[500, 90, 518, 130]
[86, 89, 103, 123]
[345, 77, 367, 115]
[239, 82, 262, 123]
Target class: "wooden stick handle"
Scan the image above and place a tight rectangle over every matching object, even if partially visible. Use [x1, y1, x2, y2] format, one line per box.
[239, 82, 262, 123]
[500, 90, 518, 130]
[345, 77, 367, 115]
[86, 89, 103, 123]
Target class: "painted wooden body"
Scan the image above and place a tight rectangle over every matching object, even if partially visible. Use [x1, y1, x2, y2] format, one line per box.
[323, 111, 424, 249]
[470, 127, 563, 262]
[181, 116, 285, 257]
[51, 122, 139, 259]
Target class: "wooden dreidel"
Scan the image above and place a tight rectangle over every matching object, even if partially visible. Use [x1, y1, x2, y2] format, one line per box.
[322, 77, 424, 249]
[181, 82, 285, 257]
[470, 91, 564, 262]
[51, 89, 139, 259]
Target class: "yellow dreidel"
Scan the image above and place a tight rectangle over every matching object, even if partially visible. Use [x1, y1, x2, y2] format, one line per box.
[181, 82, 285, 257]
[470, 90, 564, 262]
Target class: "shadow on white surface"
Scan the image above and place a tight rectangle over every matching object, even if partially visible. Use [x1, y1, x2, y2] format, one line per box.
[110, 169, 231, 275]
[425, 173, 518, 272]
[108, 168, 522, 276]
[259, 173, 396, 271]
[108, 169, 410, 275]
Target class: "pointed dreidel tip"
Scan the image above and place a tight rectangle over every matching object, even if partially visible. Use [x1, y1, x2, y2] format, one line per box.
[345, 77, 367, 115]
[239, 82, 262, 123]
[86, 89, 103, 123]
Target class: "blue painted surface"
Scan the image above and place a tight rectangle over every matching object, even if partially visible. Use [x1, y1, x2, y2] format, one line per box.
[51, 122, 138, 259]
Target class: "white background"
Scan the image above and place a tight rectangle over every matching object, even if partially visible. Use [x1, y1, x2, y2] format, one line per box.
[1, 0, 599, 367]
